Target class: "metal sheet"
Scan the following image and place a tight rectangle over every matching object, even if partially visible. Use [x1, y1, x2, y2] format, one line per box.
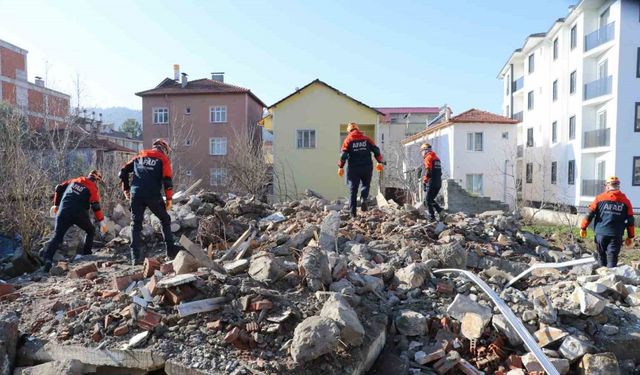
[434, 268, 559, 375]
[504, 257, 596, 289]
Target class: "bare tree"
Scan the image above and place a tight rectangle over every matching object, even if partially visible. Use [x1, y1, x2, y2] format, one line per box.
[223, 125, 270, 200]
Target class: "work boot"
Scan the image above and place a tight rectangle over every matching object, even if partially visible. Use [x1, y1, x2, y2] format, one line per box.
[166, 243, 180, 260]
[43, 260, 52, 273]
[360, 198, 368, 212]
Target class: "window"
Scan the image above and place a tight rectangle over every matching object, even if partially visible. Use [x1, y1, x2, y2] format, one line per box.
[502, 131, 509, 139]
[552, 121, 558, 143]
[209, 137, 227, 155]
[570, 25, 577, 49]
[153, 108, 168, 124]
[465, 174, 483, 195]
[570, 71, 576, 94]
[506, 74, 510, 96]
[184, 138, 192, 147]
[635, 102, 640, 132]
[185, 170, 192, 176]
[552, 80, 558, 101]
[553, 38, 559, 60]
[528, 53, 535, 74]
[528, 91, 534, 110]
[210, 106, 227, 123]
[597, 110, 607, 129]
[526, 128, 534, 147]
[526, 163, 533, 183]
[185, 107, 191, 115]
[466, 132, 483, 151]
[633, 157, 640, 186]
[297, 130, 316, 149]
[551, 162, 557, 184]
[506, 105, 510, 117]
[637, 47, 640, 78]
[569, 116, 576, 140]
[568, 160, 575, 185]
[210, 168, 227, 186]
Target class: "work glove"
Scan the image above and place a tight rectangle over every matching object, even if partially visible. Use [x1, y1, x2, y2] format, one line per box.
[49, 206, 59, 218]
[337, 168, 344, 177]
[98, 221, 108, 234]
[165, 199, 172, 210]
[580, 229, 587, 238]
[376, 163, 384, 172]
[123, 190, 131, 201]
[625, 237, 634, 248]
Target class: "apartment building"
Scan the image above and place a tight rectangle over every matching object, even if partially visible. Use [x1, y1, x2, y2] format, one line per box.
[136, 66, 266, 190]
[499, 0, 640, 209]
[0, 38, 70, 128]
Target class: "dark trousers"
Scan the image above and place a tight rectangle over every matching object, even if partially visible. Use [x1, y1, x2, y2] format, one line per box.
[347, 166, 373, 215]
[424, 181, 443, 219]
[595, 234, 622, 268]
[131, 195, 175, 260]
[43, 210, 95, 261]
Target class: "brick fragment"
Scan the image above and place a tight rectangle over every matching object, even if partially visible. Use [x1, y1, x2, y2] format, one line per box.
[160, 262, 174, 274]
[146, 275, 162, 296]
[92, 324, 103, 342]
[250, 299, 273, 311]
[0, 283, 16, 297]
[207, 320, 223, 331]
[137, 310, 163, 330]
[66, 305, 88, 318]
[101, 290, 119, 298]
[507, 354, 523, 369]
[143, 258, 161, 278]
[245, 321, 260, 332]
[457, 359, 482, 375]
[85, 272, 98, 280]
[224, 327, 241, 343]
[113, 324, 129, 336]
[164, 285, 196, 305]
[69, 262, 98, 278]
[436, 281, 454, 295]
[112, 275, 132, 291]
[421, 348, 446, 364]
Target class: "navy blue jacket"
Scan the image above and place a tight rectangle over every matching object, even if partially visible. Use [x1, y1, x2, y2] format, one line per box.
[54, 176, 104, 221]
[338, 130, 382, 169]
[119, 149, 173, 199]
[581, 189, 635, 238]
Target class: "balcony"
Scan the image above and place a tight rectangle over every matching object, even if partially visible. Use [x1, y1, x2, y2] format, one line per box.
[584, 22, 615, 52]
[517, 145, 523, 158]
[512, 77, 524, 92]
[584, 76, 612, 101]
[512, 111, 523, 122]
[582, 179, 605, 197]
[583, 128, 610, 148]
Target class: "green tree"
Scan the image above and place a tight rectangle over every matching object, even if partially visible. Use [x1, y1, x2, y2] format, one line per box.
[121, 118, 142, 137]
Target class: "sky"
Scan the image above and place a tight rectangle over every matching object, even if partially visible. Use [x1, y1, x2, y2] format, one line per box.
[0, 0, 576, 113]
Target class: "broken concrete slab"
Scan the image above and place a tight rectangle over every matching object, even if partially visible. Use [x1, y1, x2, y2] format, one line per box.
[572, 287, 607, 316]
[177, 297, 228, 317]
[223, 259, 249, 275]
[299, 246, 332, 292]
[395, 262, 429, 289]
[248, 252, 285, 283]
[559, 335, 596, 363]
[15, 359, 86, 375]
[156, 274, 198, 288]
[173, 251, 199, 275]
[446, 294, 492, 326]
[534, 326, 568, 347]
[578, 353, 620, 375]
[319, 210, 340, 252]
[290, 316, 340, 363]
[0, 311, 18, 375]
[319, 294, 364, 346]
[395, 310, 427, 336]
[164, 359, 210, 375]
[348, 315, 387, 375]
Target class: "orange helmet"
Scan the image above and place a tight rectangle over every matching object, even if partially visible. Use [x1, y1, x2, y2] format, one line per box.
[87, 169, 103, 182]
[347, 122, 359, 132]
[153, 138, 172, 154]
[606, 176, 620, 186]
[420, 143, 432, 152]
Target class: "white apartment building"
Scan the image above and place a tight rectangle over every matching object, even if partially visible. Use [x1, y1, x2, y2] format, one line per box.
[499, 0, 640, 210]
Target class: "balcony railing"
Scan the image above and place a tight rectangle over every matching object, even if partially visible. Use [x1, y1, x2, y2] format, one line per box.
[517, 145, 523, 158]
[584, 76, 612, 100]
[583, 128, 610, 148]
[585, 22, 615, 52]
[512, 77, 524, 92]
[512, 111, 523, 122]
[582, 179, 605, 197]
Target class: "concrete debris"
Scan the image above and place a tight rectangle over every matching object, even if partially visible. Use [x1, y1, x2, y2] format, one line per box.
[394, 310, 427, 336]
[290, 316, 340, 363]
[298, 246, 332, 291]
[319, 294, 365, 346]
[579, 353, 621, 375]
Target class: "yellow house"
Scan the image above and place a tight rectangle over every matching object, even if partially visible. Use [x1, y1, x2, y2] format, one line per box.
[260, 79, 382, 201]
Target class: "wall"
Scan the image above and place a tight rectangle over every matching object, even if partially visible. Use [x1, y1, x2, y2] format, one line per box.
[271, 82, 379, 200]
[142, 92, 262, 190]
[441, 179, 509, 215]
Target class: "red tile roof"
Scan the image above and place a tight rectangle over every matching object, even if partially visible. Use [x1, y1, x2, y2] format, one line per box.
[136, 78, 266, 107]
[376, 107, 440, 123]
[401, 108, 518, 145]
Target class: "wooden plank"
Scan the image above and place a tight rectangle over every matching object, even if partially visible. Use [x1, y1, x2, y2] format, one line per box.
[177, 297, 228, 318]
[220, 226, 253, 261]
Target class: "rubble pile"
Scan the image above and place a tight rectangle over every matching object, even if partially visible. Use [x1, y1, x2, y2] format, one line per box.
[0, 191, 639, 375]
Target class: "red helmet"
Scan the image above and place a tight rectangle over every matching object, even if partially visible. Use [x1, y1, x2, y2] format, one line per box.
[347, 122, 359, 132]
[153, 138, 172, 154]
[88, 169, 103, 182]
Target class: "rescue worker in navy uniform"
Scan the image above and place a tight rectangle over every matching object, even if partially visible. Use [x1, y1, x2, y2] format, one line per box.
[337, 122, 384, 218]
[580, 176, 635, 268]
[119, 138, 178, 265]
[420, 143, 444, 221]
[42, 170, 107, 271]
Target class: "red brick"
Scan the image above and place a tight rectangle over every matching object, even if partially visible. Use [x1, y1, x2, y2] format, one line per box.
[143, 258, 161, 278]
[85, 272, 98, 280]
[137, 310, 163, 330]
[131, 272, 144, 281]
[160, 262, 174, 275]
[0, 283, 16, 297]
[163, 285, 196, 305]
[250, 299, 273, 311]
[66, 305, 88, 318]
[207, 320, 223, 331]
[104, 314, 116, 328]
[506, 354, 523, 369]
[69, 263, 98, 279]
[146, 275, 162, 296]
[0, 292, 19, 301]
[224, 327, 241, 343]
[436, 281, 454, 295]
[112, 275, 132, 291]
[92, 324, 103, 342]
[113, 324, 129, 336]
[373, 254, 384, 264]
[101, 290, 119, 298]
[120, 305, 132, 319]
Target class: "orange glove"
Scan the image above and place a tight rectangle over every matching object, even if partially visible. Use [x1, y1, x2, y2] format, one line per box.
[165, 199, 172, 210]
[123, 191, 131, 201]
[376, 163, 384, 172]
[580, 229, 587, 238]
[625, 238, 634, 247]
[98, 221, 109, 234]
[337, 168, 344, 177]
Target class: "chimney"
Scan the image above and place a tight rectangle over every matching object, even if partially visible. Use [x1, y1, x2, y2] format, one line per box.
[181, 73, 188, 88]
[211, 72, 224, 82]
[173, 64, 180, 81]
[35, 76, 45, 87]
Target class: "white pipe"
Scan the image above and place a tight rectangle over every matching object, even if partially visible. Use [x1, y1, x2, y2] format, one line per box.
[504, 256, 596, 289]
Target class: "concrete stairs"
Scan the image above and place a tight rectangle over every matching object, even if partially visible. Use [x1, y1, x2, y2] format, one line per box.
[442, 179, 509, 215]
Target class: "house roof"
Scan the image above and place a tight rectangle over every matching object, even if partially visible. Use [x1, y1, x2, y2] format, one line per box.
[40, 129, 137, 153]
[401, 108, 518, 145]
[135, 78, 267, 107]
[268, 79, 384, 115]
[376, 107, 440, 123]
